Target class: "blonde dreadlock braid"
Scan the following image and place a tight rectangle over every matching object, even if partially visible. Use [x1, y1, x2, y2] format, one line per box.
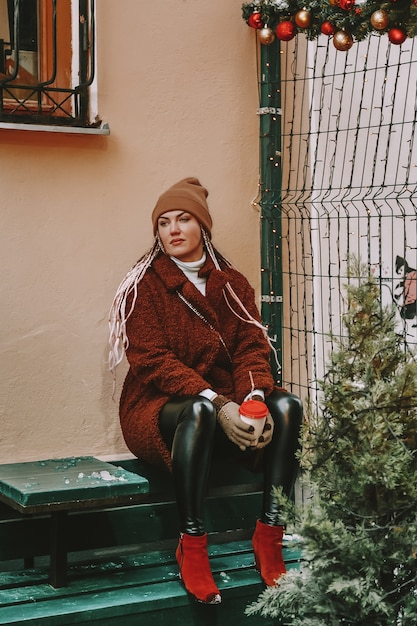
[108, 239, 161, 375]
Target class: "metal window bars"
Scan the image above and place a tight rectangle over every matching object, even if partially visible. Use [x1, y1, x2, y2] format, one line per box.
[0, 0, 96, 127]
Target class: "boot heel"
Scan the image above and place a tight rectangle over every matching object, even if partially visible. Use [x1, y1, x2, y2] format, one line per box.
[252, 519, 286, 586]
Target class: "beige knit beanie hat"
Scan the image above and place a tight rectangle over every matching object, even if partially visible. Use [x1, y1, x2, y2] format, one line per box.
[152, 177, 212, 237]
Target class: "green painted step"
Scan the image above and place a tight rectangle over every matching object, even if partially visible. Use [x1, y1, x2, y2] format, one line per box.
[0, 539, 301, 625]
[0, 541, 302, 602]
[0, 492, 264, 563]
[116, 458, 263, 494]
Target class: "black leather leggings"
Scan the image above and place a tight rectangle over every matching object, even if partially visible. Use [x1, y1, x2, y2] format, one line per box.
[159, 390, 303, 535]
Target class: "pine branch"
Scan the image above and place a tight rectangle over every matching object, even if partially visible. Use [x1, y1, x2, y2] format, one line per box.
[248, 258, 417, 624]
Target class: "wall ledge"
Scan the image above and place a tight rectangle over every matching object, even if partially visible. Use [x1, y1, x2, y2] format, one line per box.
[0, 122, 110, 135]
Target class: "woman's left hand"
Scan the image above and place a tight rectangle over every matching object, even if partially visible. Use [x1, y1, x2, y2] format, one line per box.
[217, 401, 258, 451]
[254, 413, 274, 448]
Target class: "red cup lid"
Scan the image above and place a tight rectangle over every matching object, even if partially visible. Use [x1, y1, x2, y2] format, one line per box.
[239, 399, 269, 419]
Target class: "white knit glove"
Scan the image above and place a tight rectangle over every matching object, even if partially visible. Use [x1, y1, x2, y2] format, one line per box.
[215, 399, 257, 451]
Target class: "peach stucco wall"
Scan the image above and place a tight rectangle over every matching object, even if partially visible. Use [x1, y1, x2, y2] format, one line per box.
[0, 1, 261, 463]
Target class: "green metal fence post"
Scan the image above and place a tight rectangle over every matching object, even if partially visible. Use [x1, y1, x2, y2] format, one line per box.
[259, 38, 283, 384]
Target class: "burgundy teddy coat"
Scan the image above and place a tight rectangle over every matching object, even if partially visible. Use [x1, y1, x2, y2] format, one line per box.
[119, 252, 275, 469]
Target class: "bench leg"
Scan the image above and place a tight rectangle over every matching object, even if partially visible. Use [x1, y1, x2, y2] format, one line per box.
[24, 556, 35, 569]
[49, 511, 68, 588]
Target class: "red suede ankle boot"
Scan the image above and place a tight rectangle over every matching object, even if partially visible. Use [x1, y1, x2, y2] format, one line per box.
[175, 532, 221, 604]
[252, 519, 286, 586]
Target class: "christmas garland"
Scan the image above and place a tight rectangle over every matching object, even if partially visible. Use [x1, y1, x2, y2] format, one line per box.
[242, 0, 417, 50]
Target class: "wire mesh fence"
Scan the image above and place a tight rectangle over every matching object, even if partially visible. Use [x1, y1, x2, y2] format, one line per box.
[277, 34, 417, 406]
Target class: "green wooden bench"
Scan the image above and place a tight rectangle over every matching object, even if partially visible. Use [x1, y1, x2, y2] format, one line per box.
[0, 457, 149, 587]
[0, 456, 301, 625]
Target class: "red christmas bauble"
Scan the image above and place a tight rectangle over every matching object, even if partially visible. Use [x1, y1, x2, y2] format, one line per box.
[388, 27, 407, 44]
[248, 12, 263, 29]
[321, 20, 336, 35]
[339, 0, 355, 10]
[295, 9, 312, 28]
[275, 21, 297, 41]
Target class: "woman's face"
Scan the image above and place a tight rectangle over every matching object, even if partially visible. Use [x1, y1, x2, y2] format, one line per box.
[157, 210, 204, 262]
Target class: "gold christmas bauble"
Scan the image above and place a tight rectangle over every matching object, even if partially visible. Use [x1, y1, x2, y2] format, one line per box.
[370, 9, 389, 30]
[333, 30, 354, 51]
[295, 9, 312, 28]
[258, 26, 275, 45]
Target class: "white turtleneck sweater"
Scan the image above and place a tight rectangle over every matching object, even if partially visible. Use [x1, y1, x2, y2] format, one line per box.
[170, 253, 207, 295]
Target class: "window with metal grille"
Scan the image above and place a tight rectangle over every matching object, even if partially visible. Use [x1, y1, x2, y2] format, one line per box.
[0, 0, 100, 129]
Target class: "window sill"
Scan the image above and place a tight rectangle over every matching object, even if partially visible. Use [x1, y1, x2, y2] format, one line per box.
[0, 121, 110, 135]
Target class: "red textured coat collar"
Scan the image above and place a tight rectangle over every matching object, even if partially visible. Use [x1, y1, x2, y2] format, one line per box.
[151, 251, 230, 329]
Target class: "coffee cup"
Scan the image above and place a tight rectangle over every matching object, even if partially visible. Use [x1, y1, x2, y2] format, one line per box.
[239, 399, 269, 440]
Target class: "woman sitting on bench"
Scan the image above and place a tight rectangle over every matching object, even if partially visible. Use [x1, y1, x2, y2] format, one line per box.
[109, 177, 303, 605]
